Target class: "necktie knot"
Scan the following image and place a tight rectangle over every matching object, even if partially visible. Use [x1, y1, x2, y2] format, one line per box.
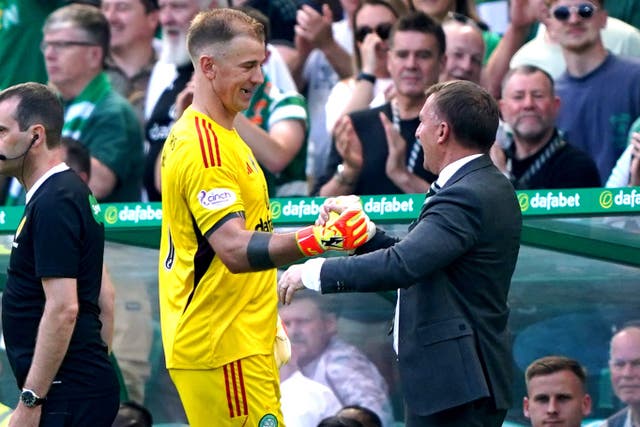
[423, 182, 441, 205]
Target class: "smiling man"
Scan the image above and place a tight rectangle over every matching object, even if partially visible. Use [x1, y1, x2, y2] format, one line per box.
[492, 64, 600, 189]
[158, 8, 374, 427]
[523, 355, 592, 427]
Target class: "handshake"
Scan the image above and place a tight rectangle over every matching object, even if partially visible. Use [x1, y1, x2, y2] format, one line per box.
[295, 195, 376, 256]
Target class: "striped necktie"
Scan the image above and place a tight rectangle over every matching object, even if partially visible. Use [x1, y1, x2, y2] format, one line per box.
[423, 181, 441, 206]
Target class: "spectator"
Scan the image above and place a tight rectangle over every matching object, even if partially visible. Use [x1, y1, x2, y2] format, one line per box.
[337, 405, 383, 427]
[0, 1, 66, 90]
[492, 65, 600, 189]
[510, 0, 640, 79]
[279, 351, 342, 427]
[42, 3, 144, 202]
[606, 117, 640, 188]
[440, 13, 485, 84]
[602, 325, 640, 427]
[548, 0, 640, 182]
[523, 355, 592, 427]
[408, 0, 500, 62]
[324, 0, 406, 134]
[288, 0, 356, 187]
[316, 11, 442, 196]
[103, 0, 160, 126]
[279, 289, 395, 427]
[144, 0, 212, 201]
[236, 74, 310, 197]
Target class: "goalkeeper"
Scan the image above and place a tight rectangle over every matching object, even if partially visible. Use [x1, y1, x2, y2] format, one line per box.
[158, 9, 374, 427]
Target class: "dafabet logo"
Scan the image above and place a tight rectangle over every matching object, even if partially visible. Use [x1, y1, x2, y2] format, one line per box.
[600, 188, 640, 209]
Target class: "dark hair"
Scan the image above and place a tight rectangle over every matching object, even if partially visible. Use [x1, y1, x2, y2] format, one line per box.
[317, 415, 364, 427]
[140, 0, 159, 13]
[337, 405, 383, 427]
[425, 80, 499, 151]
[525, 356, 588, 391]
[0, 82, 63, 149]
[501, 64, 555, 97]
[546, 0, 604, 7]
[62, 137, 91, 178]
[187, 8, 265, 61]
[352, 0, 406, 71]
[390, 11, 446, 57]
[43, 3, 110, 68]
[112, 401, 153, 427]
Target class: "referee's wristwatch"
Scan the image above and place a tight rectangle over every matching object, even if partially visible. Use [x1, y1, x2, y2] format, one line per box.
[20, 388, 45, 408]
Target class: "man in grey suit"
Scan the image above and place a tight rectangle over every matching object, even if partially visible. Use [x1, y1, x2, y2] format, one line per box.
[279, 80, 522, 427]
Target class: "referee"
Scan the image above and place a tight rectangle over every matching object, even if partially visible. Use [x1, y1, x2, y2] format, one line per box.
[0, 82, 119, 426]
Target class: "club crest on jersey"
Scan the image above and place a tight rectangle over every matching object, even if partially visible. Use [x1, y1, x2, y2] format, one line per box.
[258, 414, 278, 427]
[198, 188, 236, 210]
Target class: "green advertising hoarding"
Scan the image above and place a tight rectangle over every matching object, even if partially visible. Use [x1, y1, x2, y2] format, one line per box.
[0, 188, 637, 234]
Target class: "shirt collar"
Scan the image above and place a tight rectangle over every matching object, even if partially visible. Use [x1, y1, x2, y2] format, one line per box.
[25, 163, 70, 204]
[436, 153, 483, 188]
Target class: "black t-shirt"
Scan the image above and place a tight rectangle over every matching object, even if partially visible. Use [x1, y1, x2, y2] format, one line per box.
[507, 135, 602, 189]
[2, 169, 118, 400]
[144, 63, 194, 201]
[313, 103, 438, 195]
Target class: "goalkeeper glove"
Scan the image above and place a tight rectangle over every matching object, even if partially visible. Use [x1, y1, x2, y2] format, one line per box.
[295, 208, 372, 256]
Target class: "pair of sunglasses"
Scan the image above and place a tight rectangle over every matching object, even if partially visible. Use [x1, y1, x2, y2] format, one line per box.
[551, 3, 598, 21]
[355, 22, 393, 43]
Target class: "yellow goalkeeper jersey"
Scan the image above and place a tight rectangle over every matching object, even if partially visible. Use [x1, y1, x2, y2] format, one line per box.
[159, 106, 277, 369]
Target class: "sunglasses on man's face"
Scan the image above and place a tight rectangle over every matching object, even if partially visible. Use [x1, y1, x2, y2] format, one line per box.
[551, 3, 598, 21]
[355, 22, 393, 43]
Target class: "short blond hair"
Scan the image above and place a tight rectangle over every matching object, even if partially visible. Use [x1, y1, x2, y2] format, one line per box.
[187, 8, 264, 61]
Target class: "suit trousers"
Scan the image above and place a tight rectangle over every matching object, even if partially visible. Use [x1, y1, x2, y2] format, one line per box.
[405, 397, 507, 427]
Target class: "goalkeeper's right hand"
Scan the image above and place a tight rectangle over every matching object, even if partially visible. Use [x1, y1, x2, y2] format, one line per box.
[295, 208, 373, 256]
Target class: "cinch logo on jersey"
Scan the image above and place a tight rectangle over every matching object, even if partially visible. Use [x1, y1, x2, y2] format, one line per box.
[602, 188, 640, 209]
[103, 205, 163, 225]
[363, 196, 415, 216]
[198, 188, 236, 210]
[526, 192, 581, 211]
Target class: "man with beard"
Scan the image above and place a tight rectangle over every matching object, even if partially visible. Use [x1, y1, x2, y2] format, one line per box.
[144, 0, 215, 201]
[491, 65, 600, 190]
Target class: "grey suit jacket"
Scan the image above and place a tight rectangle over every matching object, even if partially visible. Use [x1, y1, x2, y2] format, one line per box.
[319, 155, 522, 416]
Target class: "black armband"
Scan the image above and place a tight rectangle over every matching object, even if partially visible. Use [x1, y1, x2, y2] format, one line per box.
[247, 232, 275, 270]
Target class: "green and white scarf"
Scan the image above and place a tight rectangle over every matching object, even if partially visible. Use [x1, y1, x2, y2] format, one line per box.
[62, 72, 111, 140]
